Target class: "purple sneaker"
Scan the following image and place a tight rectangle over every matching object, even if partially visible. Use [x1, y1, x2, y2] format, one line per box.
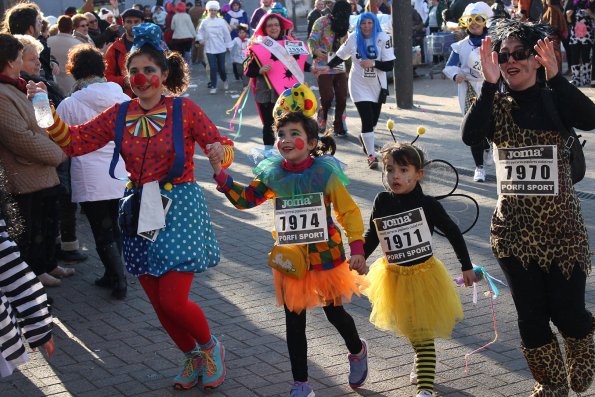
[289, 381, 315, 397]
[348, 339, 368, 388]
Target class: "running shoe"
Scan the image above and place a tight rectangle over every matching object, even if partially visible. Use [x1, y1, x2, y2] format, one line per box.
[173, 351, 202, 390]
[289, 381, 315, 397]
[473, 166, 485, 182]
[368, 155, 379, 169]
[348, 339, 368, 388]
[318, 118, 327, 134]
[209, 88, 217, 95]
[417, 390, 433, 396]
[223, 80, 229, 90]
[201, 336, 226, 389]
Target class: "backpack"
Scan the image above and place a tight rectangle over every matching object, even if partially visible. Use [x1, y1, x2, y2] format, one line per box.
[542, 89, 587, 185]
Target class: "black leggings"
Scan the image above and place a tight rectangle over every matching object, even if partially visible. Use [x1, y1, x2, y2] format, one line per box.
[470, 139, 490, 167]
[285, 304, 362, 382]
[257, 101, 276, 146]
[569, 42, 592, 66]
[498, 256, 592, 348]
[354, 101, 382, 133]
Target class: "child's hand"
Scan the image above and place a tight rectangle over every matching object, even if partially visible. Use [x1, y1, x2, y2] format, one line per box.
[454, 74, 466, 84]
[206, 143, 223, 175]
[348, 254, 366, 275]
[461, 269, 477, 287]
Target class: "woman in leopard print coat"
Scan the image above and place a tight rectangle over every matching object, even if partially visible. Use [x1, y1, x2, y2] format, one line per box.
[462, 19, 594, 397]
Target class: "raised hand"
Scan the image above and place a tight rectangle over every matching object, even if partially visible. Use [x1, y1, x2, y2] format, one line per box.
[533, 38, 558, 81]
[479, 36, 500, 84]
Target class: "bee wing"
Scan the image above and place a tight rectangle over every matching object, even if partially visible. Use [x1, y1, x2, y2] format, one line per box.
[434, 194, 479, 235]
[420, 159, 458, 198]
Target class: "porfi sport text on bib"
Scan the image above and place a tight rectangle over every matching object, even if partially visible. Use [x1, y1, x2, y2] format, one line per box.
[495, 145, 559, 196]
[373, 207, 433, 265]
[274, 193, 328, 246]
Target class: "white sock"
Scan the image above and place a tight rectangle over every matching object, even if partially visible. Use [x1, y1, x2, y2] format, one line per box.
[361, 132, 375, 157]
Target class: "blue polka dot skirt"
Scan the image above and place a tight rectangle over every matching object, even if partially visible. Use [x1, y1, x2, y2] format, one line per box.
[123, 182, 220, 276]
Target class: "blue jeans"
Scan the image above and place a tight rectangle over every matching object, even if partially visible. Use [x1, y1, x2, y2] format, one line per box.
[206, 52, 227, 88]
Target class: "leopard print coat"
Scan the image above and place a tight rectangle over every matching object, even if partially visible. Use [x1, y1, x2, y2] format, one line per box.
[490, 94, 591, 279]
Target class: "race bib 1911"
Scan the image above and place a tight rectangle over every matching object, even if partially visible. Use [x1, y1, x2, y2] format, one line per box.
[274, 193, 328, 246]
[495, 145, 559, 196]
[373, 207, 433, 265]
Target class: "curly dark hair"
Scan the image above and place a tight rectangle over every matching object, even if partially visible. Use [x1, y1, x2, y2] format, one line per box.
[66, 44, 106, 80]
[274, 112, 336, 156]
[125, 44, 189, 95]
[489, 18, 552, 53]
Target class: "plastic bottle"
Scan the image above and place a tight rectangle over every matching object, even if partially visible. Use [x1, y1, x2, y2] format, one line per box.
[31, 91, 54, 128]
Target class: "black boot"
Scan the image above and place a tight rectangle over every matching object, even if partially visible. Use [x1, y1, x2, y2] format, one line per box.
[96, 243, 127, 300]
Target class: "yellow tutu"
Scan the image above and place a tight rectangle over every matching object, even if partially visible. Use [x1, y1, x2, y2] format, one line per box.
[362, 256, 463, 342]
[273, 261, 367, 314]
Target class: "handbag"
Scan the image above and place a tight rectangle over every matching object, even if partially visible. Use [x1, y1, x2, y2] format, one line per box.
[268, 244, 309, 279]
[118, 189, 142, 236]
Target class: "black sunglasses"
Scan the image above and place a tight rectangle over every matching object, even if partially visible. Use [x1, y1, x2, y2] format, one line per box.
[497, 48, 532, 64]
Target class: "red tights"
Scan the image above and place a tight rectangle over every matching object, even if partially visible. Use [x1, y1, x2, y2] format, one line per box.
[139, 272, 211, 352]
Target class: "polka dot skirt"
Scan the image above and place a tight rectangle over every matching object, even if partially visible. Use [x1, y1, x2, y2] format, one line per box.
[123, 182, 220, 276]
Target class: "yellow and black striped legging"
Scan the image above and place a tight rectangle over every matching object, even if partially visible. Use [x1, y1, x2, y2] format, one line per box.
[413, 339, 436, 392]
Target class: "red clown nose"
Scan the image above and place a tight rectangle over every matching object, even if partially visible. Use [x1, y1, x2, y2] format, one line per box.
[131, 74, 147, 86]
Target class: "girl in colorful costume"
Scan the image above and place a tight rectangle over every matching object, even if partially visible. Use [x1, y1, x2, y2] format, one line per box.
[362, 143, 476, 397]
[443, 2, 493, 182]
[30, 23, 233, 391]
[209, 84, 368, 397]
[245, 13, 309, 148]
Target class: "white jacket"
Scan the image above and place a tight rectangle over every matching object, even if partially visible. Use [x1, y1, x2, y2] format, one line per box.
[56, 82, 129, 203]
[197, 17, 232, 54]
[171, 12, 197, 40]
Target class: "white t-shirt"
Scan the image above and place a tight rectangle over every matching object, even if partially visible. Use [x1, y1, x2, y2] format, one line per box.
[334, 31, 395, 103]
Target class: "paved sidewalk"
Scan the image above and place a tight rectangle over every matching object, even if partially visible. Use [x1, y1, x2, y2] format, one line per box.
[1, 66, 593, 397]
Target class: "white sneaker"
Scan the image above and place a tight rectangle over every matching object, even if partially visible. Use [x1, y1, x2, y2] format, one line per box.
[473, 166, 485, 182]
[209, 88, 216, 95]
[223, 80, 229, 90]
[410, 355, 417, 384]
[416, 391, 433, 397]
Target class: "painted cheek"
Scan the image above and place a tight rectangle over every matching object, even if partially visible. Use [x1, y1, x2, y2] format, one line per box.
[130, 73, 147, 86]
[294, 138, 305, 150]
[150, 75, 160, 88]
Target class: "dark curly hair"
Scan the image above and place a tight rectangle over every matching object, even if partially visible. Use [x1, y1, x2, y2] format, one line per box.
[66, 44, 106, 80]
[125, 44, 189, 95]
[274, 112, 336, 157]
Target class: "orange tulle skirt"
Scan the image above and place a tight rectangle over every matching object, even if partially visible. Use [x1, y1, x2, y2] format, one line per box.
[361, 256, 463, 342]
[273, 261, 367, 314]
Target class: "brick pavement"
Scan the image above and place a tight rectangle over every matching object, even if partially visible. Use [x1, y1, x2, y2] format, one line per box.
[0, 66, 593, 397]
